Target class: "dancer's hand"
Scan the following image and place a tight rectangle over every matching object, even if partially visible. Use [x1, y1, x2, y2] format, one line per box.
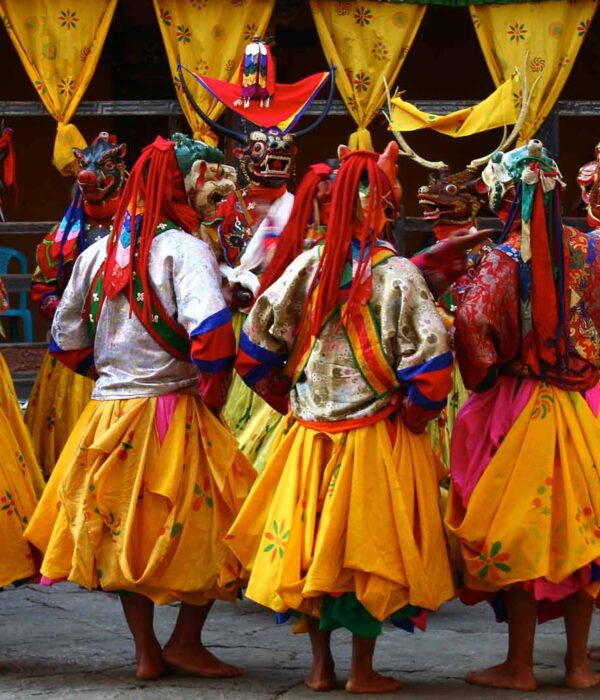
[447, 227, 495, 253]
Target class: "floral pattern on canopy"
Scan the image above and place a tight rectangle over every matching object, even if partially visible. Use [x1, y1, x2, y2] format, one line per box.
[470, 0, 597, 141]
[309, 1, 426, 150]
[153, 0, 275, 147]
[0, 0, 118, 175]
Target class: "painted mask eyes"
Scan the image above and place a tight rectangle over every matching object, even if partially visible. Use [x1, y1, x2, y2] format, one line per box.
[103, 160, 116, 171]
[252, 141, 266, 157]
[445, 183, 458, 195]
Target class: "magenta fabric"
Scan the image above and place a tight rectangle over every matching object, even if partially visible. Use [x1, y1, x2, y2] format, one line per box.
[450, 375, 535, 509]
[585, 383, 600, 417]
[155, 393, 180, 446]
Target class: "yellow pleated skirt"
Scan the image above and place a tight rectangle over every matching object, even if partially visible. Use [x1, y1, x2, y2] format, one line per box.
[0, 353, 45, 498]
[0, 354, 44, 586]
[26, 352, 94, 478]
[226, 413, 455, 622]
[25, 394, 256, 605]
[224, 311, 283, 472]
[446, 383, 600, 597]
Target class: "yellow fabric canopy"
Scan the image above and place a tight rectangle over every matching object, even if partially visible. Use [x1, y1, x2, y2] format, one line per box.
[310, 0, 426, 151]
[470, 0, 597, 141]
[389, 73, 519, 136]
[153, 0, 275, 147]
[0, 0, 118, 175]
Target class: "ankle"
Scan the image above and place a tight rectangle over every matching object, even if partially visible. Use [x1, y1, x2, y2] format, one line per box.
[504, 656, 534, 675]
[313, 653, 335, 669]
[135, 637, 161, 655]
[349, 664, 374, 681]
[565, 652, 591, 669]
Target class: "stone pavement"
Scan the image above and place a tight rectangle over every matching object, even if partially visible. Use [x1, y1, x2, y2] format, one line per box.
[1, 583, 600, 699]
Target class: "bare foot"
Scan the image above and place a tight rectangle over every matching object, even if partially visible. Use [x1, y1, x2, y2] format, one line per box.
[565, 663, 600, 689]
[136, 642, 168, 681]
[163, 641, 242, 678]
[345, 671, 402, 694]
[589, 646, 600, 662]
[466, 663, 536, 691]
[304, 655, 337, 691]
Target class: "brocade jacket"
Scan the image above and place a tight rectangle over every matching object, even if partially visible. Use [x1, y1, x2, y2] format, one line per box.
[455, 227, 600, 392]
[236, 243, 453, 430]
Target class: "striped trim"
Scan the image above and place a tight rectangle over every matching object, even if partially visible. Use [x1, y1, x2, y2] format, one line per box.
[396, 351, 453, 383]
[407, 384, 447, 411]
[342, 302, 399, 398]
[192, 355, 235, 373]
[239, 331, 286, 367]
[284, 245, 397, 390]
[191, 307, 232, 337]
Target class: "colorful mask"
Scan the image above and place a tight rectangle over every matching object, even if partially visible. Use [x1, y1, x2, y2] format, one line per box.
[185, 159, 237, 224]
[72, 131, 127, 205]
[171, 131, 236, 223]
[418, 168, 488, 230]
[576, 142, 600, 228]
[234, 130, 296, 188]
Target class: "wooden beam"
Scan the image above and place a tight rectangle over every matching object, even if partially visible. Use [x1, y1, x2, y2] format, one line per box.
[2, 99, 600, 118]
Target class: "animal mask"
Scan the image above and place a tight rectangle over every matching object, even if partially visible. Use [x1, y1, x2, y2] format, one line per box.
[72, 132, 127, 205]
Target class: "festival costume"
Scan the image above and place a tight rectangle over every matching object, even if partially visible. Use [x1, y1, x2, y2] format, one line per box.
[28, 133, 127, 477]
[179, 45, 335, 472]
[233, 160, 481, 474]
[415, 162, 493, 468]
[25, 137, 255, 605]
[446, 141, 600, 621]
[226, 145, 455, 635]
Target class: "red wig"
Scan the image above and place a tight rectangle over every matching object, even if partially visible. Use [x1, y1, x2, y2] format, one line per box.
[304, 143, 399, 337]
[258, 162, 333, 296]
[103, 136, 199, 320]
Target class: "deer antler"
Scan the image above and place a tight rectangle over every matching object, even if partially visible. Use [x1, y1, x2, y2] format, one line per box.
[468, 54, 542, 169]
[383, 77, 449, 171]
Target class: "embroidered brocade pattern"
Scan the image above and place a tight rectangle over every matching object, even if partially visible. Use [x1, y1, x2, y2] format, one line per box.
[245, 247, 450, 423]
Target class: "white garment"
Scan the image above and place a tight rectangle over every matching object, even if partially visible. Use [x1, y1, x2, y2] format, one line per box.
[52, 230, 228, 400]
[219, 190, 294, 295]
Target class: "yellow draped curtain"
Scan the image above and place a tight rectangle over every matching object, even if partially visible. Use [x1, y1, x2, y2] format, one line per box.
[0, 0, 118, 175]
[154, 0, 275, 147]
[470, 0, 597, 141]
[310, 0, 426, 151]
[390, 74, 519, 136]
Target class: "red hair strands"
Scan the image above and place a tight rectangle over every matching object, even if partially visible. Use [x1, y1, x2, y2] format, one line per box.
[258, 162, 333, 296]
[305, 150, 390, 337]
[103, 136, 199, 322]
